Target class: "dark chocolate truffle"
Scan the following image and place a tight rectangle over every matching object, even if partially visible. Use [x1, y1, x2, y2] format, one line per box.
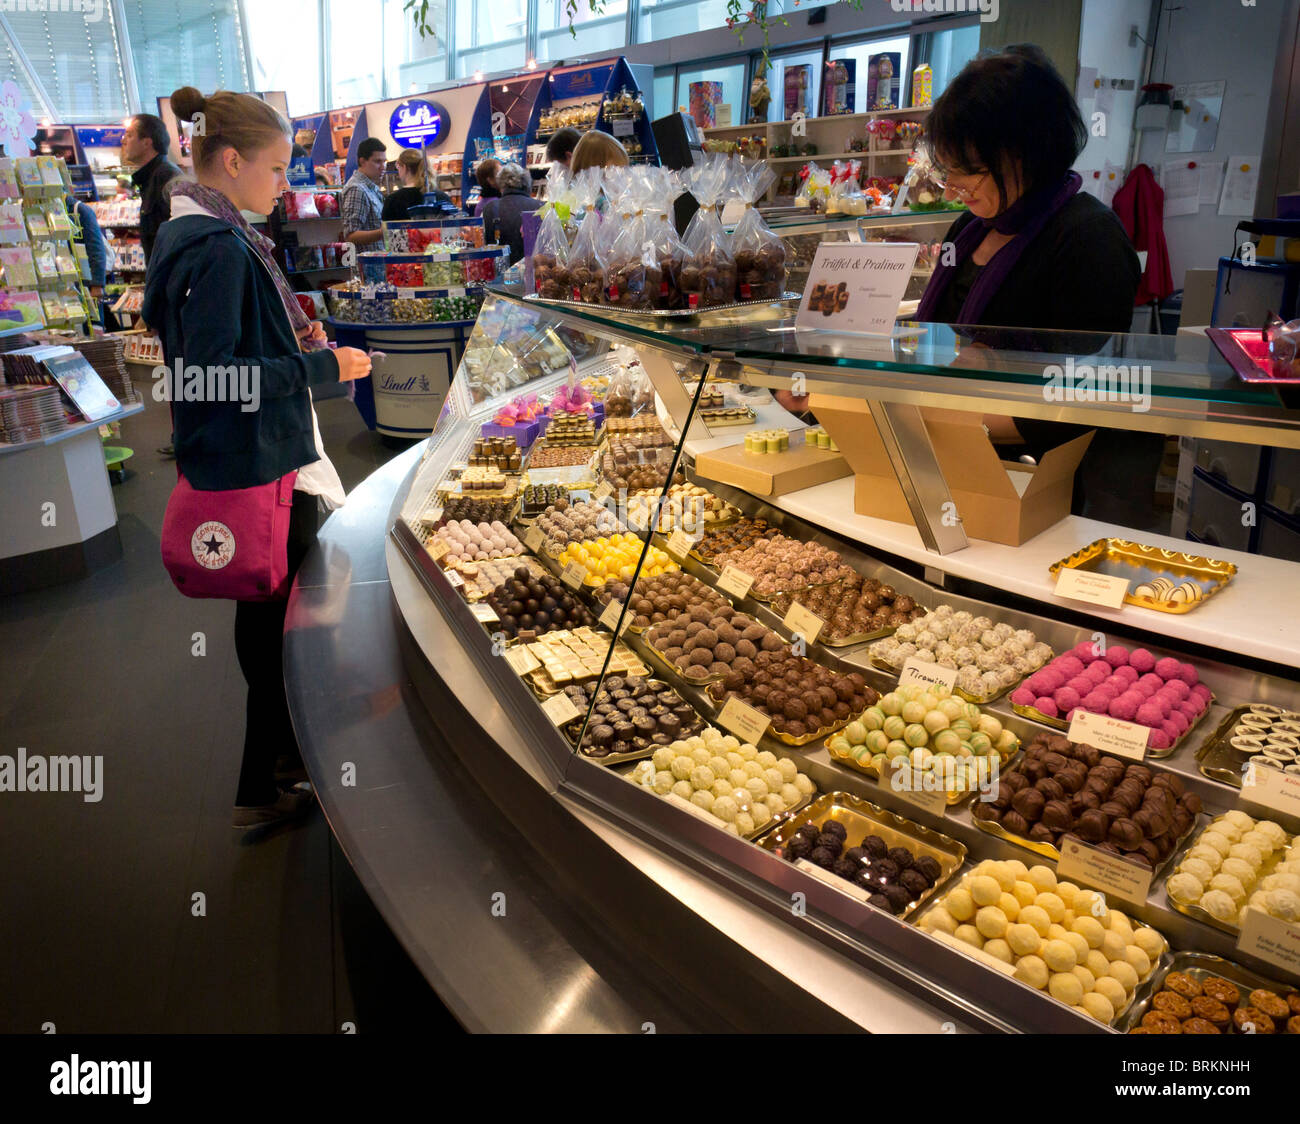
[886, 846, 914, 870]
[883, 884, 912, 914]
[810, 846, 837, 868]
[861, 834, 889, 859]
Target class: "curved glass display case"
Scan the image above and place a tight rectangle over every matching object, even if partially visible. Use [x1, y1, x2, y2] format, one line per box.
[385, 289, 1300, 1033]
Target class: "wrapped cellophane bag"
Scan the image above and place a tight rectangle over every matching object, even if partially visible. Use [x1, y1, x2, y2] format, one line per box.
[728, 160, 787, 301]
[643, 166, 687, 310]
[566, 167, 607, 303]
[679, 155, 736, 309]
[600, 166, 657, 309]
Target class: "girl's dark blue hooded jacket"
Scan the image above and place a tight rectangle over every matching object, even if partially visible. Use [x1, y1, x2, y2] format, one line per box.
[142, 213, 338, 491]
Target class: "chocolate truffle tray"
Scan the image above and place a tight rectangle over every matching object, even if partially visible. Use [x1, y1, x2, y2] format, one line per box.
[1116, 951, 1300, 1034]
[756, 791, 967, 920]
[1047, 538, 1237, 615]
[523, 291, 803, 323]
[1011, 694, 1216, 761]
[1196, 702, 1300, 788]
[869, 657, 1021, 707]
[560, 677, 708, 765]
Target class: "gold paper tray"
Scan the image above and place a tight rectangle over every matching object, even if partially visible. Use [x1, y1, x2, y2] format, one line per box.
[567, 677, 707, 766]
[972, 800, 1200, 870]
[1048, 539, 1236, 614]
[454, 555, 549, 603]
[768, 592, 929, 648]
[522, 636, 649, 697]
[756, 791, 966, 920]
[831, 744, 1019, 807]
[698, 406, 757, 428]
[700, 686, 851, 746]
[637, 636, 731, 687]
[1116, 951, 1300, 1033]
[1163, 820, 1297, 937]
[1011, 694, 1215, 761]
[625, 762, 813, 840]
[1197, 703, 1300, 788]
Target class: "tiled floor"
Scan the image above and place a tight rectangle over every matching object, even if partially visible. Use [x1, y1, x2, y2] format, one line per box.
[0, 386, 457, 1033]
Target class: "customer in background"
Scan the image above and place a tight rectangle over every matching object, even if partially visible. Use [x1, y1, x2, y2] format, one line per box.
[472, 157, 500, 217]
[382, 148, 450, 221]
[341, 137, 387, 246]
[66, 193, 107, 304]
[569, 131, 629, 175]
[143, 85, 371, 832]
[122, 113, 181, 265]
[545, 127, 581, 170]
[481, 162, 542, 265]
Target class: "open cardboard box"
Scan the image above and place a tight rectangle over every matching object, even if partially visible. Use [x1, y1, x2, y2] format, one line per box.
[810, 395, 1093, 546]
[694, 439, 851, 499]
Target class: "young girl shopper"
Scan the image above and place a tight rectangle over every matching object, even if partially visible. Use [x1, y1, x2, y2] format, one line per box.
[143, 86, 371, 831]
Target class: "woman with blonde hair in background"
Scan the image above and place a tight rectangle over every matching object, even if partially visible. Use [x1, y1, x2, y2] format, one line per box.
[143, 86, 371, 831]
[383, 147, 451, 220]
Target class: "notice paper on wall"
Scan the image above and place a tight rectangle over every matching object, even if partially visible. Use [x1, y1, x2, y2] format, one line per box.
[1162, 162, 1201, 217]
[795, 241, 920, 337]
[1197, 161, 1225, 205]
[1100, 161, 1124, 207]
[1219, 157, 1259, 217]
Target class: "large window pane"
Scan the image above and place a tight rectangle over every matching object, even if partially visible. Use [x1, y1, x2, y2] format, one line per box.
[638, 0, 730, 41]
[124, 0, 249, 109]
[538, 0, 627, 64]
[457, 0, 526, 77]
[0, 34, 48, 119]
[928, 23, 980, 100]
[387, 0, 447, 95]
[331, 0, 384, 105]
[678, 60, 746, 128]
[829, 34, 911, 113]
[654, 69, 675, 117]
[246, 1, 321, 115]
[5, 6, 129, 121]
[766, 49, 822, 122]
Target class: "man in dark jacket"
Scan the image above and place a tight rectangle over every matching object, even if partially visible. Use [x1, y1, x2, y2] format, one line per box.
[480, 162, 542, 265]
[123, 113, 182, 265]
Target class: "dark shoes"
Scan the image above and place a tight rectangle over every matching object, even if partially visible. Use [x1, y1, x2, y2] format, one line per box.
[158, 443, 175, 458]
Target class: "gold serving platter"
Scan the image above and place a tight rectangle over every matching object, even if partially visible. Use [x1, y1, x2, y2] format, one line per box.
[870, 657, 1024, 706]
[1048, 539, 1236, 614]
[1011, 693, 1215, 761]
[767, 589, 928, 648]
[562, 677, 707, 766]
[755, 790, 967, 920]
[830, 741, 1017, 808]
[1116, 951, 1300, 1033]
[1196, 703, 1300, 788]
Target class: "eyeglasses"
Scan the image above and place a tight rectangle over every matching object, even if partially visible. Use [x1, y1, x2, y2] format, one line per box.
[932, 166, 989, 199]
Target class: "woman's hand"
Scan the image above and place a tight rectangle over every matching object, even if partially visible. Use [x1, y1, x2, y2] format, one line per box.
[297, 320, 327, 346]
[334, 347, 372, 382]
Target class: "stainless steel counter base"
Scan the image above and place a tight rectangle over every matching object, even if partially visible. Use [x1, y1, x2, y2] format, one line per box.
[285, 443, 976, 1032]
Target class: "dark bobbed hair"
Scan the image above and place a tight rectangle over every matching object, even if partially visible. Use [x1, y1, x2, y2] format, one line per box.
[132, 113, 170, 157]
[357, 137, 387, 161]
[925, 44, 1086, 210]
[545, 127, 581, 164]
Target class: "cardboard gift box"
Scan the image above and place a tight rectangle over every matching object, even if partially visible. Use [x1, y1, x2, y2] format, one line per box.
[810, 394, 1093, 546]
[694, 438, 851, 499]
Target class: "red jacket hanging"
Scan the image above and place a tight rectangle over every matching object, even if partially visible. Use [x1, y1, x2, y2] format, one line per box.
[1112, 163, 1174, 305]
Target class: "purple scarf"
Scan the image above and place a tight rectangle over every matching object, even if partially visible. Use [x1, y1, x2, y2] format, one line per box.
[170, 179, 325, 352]
[916, 171, 1082, 325]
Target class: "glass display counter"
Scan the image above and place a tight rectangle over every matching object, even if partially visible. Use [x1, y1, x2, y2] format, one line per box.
[381, 290, 1300, 1033]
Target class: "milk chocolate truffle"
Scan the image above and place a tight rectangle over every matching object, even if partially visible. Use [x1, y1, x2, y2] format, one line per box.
[1012, 787, 1046, 820]
[1042, 799, 1073, 831]
[1201, 977, 1238, 1005]
[1001, 810, 1030, 836]
[1109, 817, 1144, 850]
[1029, 823, 1056, 844]
[1181, 1018, 1221, 1034]
[1076, 809, 1110, 843]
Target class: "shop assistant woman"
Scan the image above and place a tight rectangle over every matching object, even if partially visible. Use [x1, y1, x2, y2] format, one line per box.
[143, 86, 372, 832]
[917, 45, 1153, 527]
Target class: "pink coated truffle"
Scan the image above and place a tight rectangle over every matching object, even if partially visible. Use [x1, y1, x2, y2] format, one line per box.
[1054, 686, 1083, 711]
[1067, 676, 1093, 695]
[1160, 719, 1181, 742]
[1148, 728, 1172, 750]
[1168, 710, 1190, 734]
[1071, 641, 1097, 661]
[1058, 655, 1086, 678]
[1011, 687, 1036, 707]
[1115, 665, 1140, 683]
[1128, 648, 1156, 673]
[1192, 683, 1212, 703]
[1088, 661, 1113, 679]
[1105, 645, 1130, 666]
[1176, 662, 1199, 686]
[1138, 672, 1165, 691]
[1178, 699, 1203, 721]
[1134, 678, 1159, 698]
[1038, 669, 1067, 693]
[1034, 697, 1060, 718]
[1082, 690, 1112, 711]
[1163, 679, 1190, 700]
[1108, 696, 1140, 721]
[1154, 657, 1181, 680]
[1136, 702, 1166, 728]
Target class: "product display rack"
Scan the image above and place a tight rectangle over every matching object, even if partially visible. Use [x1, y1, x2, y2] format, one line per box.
[281, 286, 1300, 1033]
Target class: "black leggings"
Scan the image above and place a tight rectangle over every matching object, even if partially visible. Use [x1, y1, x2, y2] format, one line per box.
[232, 490, 319, 806]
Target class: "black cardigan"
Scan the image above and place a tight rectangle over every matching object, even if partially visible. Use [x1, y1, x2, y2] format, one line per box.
[143, 215, 339, 491]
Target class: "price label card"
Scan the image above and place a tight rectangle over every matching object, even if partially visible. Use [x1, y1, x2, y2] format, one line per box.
[665, 529, 694, 561]
[879, 770, 948, 817]
[593, 480, 614, 503]
[427, 537, 450, 561]
[504, 645, 541, 676]
[782, 601, 825, 645]
[1054, 568, 1130, 610]
[541, 692, 581, 726]
[523, 525, 546, 553]
[717, 566, 755, 601]
[1068, 710, 1148, 761]
[795, 858, 873, 902]
[1056, 835, 1152, 908]
[796, 242, 920, 335]
[560, 561, 586, 590]
[599, 597, 629, 635]
[1237, 908, 1300, 979]
[612, 118, 635, 138]
[444, 568, 464, 588]
[899, 658, 957, 691]
[717, 697, 770, 745]
[470, 602, 499, 623]
[1240, 764, 1300, 822]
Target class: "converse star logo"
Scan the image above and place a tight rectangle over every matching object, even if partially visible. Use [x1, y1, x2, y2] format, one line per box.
[191, 520, 236, 570]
